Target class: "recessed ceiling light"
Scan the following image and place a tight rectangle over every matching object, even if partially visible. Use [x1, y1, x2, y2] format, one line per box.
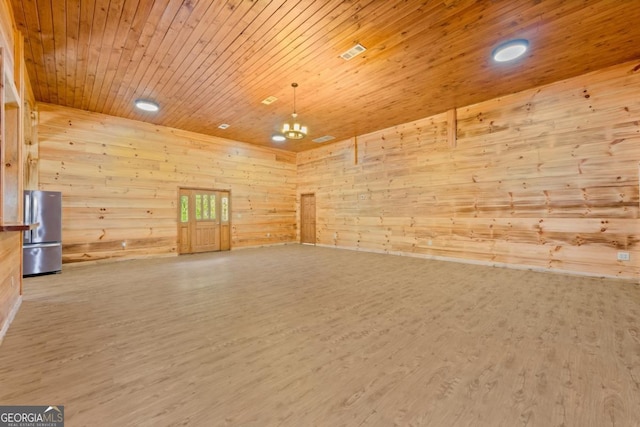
[272, 134, 286, 143]
[218, 123, 230, 129]
[492, 39, 529, 62]
[134, 99, 159, 112]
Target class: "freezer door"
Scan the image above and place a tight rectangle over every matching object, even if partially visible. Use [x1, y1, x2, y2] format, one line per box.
[30, 191, 62, 243]
[23, 243, 62, 276]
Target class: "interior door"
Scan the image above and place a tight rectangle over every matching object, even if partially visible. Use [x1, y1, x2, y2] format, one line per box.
[178, 189, 230, 254]
[300, 193, 316, 244]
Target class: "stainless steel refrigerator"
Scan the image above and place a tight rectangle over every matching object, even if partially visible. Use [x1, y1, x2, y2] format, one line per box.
[23, 190, 62, 276]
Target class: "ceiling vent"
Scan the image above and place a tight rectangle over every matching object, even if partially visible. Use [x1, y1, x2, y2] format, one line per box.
[312, 135, 335, 143]
[339, 44, 366, 61]
[261, 96, 278, 105]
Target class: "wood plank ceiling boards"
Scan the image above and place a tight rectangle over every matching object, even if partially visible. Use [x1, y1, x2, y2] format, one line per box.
[10, 0, 640, 152]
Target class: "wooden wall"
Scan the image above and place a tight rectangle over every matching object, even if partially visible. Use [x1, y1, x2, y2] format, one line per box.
[37, 104, 297, 264]
[298, 61, 640, 280]
[0, 0, 23, 342]
[0, 232, 20, 339]
[23, 89, 38, 190]
[32, 60, 640, 279]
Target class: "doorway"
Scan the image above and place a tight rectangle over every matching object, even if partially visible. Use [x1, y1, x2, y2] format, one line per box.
[178, 188, 230, 254]
[300, 193, 316, 244]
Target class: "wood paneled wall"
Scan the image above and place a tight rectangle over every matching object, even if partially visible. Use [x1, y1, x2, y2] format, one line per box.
[0, 232, 20, 340]
[23, 93, 38, 190]
[37, 104, 297, 264]
[0, 0, 23, 343]
[298, 61, 640, 280]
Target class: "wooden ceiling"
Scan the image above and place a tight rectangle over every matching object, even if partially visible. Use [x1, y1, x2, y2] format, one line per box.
[10, 0, 640, 152]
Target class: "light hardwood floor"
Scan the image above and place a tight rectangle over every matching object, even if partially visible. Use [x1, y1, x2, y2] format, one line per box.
[0, 245, 639, 426]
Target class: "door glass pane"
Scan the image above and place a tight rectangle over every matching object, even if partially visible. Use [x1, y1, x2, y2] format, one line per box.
[203, 194, 210, 219]
[210, 195, 216, 220]
[195, 194, 202, 220]
[180, 195, 188, 223]
[222, 196, 229, 222]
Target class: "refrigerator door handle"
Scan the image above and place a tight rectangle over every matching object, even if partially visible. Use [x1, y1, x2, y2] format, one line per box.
[26, 242, 61, 248]
[24, 193, 31, 242]
[32, 195, 38, 242]
[25, 193, 31, 223]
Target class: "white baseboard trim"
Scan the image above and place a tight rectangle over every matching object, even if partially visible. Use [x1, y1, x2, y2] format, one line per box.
[0, 296, 22, 346]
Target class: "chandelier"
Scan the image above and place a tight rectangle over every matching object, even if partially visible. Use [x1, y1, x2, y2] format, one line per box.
[282, 83, 307, 139]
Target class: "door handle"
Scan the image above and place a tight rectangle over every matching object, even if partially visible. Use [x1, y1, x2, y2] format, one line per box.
[26, 242, 60, 248]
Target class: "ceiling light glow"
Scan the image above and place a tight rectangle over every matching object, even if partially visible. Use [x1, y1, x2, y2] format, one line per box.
[134, 99, 160, 112]
[272, 134, 286, 142]
[492, 39, 529, 62]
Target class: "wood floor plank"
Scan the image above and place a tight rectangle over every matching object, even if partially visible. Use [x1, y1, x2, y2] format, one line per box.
[0, 245, 638, 426]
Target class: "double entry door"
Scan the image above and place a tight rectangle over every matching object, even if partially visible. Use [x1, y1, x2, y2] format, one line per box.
[178, 188, 230, 254]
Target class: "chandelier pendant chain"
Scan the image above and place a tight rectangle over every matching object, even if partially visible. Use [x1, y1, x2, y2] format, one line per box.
[282, 82, 307, 140]
[292, 82, 298, 119]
